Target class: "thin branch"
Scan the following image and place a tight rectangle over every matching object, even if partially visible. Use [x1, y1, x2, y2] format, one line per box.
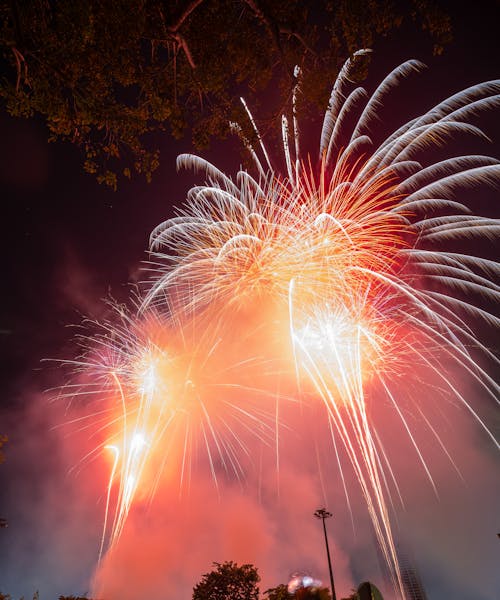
[281, 28, 318, 57]
[11, 47, 28, 91]
[244, 0, 283, 57]
[167, 0, 207, 33]
[174, 33, 196, 70]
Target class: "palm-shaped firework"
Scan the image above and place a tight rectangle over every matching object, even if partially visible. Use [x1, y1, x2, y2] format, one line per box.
[66, 52, 499, 599]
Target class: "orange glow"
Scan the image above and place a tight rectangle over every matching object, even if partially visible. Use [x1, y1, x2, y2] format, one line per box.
[144, 159, 412, 321]
[65, 57, 500, 600]
[92, 159, 414, 560]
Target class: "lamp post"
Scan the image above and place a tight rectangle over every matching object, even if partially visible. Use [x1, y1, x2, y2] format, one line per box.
[314, 508, 337, 600]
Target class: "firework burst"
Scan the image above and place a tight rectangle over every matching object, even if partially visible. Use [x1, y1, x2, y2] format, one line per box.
[64, 52, 499, 599]
[62, 302, 282, 563]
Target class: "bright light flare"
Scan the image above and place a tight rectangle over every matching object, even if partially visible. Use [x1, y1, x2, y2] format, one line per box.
[292, 302, 389, 394]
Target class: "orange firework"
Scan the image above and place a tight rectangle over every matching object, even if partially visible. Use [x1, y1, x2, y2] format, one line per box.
[63, 52, 499, 599]
[141, 54, 499, 598]
[63, 304, 281, 561]
[144, 153, 410, 320]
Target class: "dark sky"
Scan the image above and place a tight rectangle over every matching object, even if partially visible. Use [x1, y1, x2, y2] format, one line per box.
[0, 2, 499, 599]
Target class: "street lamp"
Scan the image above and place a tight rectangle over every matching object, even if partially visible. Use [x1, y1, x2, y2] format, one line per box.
[314, 508, 337, 600]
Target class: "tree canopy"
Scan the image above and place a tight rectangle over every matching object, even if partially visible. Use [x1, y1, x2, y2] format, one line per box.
[264, 583, 332, 599]
[0, 0, 451, 188]
[263, 584, 290, 600]
[192, 561, 260, 600]
[293, 587, 331, 600]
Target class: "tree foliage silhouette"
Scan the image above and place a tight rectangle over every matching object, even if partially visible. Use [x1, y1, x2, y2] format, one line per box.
[192, 561, 260, 600]
[263, 584, 290, 600]
[0, 1, 450, 187]
[264, 584, 333, 600]
[293, 587, 332, 600]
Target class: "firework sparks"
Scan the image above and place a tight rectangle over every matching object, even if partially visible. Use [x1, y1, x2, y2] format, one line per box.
[63, 304, 281, 560]
[63, 53, 499, 598]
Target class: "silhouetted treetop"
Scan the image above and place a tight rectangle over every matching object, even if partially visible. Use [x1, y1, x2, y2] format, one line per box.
[192, 561, 260, 600]
[0, 0, 451, 188]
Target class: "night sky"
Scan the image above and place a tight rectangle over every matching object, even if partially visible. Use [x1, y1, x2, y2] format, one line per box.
[0, 2, 499, 599]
